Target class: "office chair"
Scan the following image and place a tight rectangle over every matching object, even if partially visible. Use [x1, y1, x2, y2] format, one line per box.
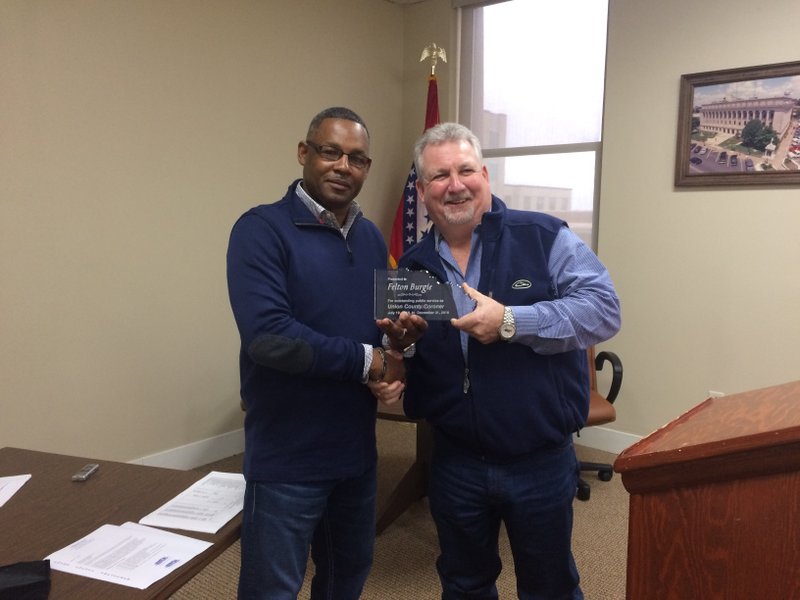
[576, 348, 623, 501]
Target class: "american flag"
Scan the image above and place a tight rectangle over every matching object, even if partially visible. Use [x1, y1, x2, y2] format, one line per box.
[389, 74, 440, 268]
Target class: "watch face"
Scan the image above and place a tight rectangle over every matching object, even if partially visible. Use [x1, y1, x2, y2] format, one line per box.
[499, 307, 515, 340]
[499, 323, 515, 340]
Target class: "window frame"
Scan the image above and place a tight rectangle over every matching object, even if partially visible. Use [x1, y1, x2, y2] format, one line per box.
[456, 1, 607, 250]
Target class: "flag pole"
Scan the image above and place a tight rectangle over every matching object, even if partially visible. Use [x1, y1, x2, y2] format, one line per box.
[388, 44, 446, 268]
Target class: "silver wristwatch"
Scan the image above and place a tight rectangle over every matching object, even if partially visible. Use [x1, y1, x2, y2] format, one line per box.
[498, 306, 516, 341]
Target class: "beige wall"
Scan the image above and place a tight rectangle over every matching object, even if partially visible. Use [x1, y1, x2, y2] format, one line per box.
[2, 0, 798, 462]
[600, 0, 800, 436]
[0, 0, 408, 461]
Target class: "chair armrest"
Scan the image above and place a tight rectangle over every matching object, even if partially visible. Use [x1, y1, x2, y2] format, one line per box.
[594, 350, 623, 404]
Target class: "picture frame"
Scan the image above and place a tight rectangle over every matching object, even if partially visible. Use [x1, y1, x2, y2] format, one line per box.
[674, 60, 800, 187]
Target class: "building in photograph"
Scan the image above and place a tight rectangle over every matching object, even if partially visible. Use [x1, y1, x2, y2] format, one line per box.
[699, 94, 796, 139]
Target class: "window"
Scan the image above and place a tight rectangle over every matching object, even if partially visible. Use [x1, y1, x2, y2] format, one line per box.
[458, 0, 609, 248]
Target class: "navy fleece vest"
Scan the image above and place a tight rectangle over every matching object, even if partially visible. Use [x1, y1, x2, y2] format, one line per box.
[399, 198, 588, 461]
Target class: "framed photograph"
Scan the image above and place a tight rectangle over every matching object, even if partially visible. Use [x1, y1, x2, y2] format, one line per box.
[675, 60, 800, 187]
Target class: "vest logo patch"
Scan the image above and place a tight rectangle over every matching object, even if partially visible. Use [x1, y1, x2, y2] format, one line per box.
[511, 279, 532, 290]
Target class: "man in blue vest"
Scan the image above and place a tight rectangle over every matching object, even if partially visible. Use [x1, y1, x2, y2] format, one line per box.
[381, 122, 621, 600]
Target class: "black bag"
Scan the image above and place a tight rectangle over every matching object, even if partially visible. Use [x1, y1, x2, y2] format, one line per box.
[0, 560, 51, 600]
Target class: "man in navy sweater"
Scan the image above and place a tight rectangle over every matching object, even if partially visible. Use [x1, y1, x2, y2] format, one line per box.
[227, 107, 403, 600]
[381, 123, 621, 600]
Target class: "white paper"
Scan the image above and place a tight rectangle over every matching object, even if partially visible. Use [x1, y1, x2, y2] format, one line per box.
[46, 522, 212, 589]
[138, 471, 245, 534]
[0, 474, 31, 507]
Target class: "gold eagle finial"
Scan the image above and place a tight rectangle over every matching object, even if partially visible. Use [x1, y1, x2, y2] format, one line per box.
[420, 43, 447, 76]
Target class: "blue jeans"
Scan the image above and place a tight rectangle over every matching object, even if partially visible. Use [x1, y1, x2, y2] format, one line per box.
[429, 439, 583, 600]
[237, 465, 376, 600]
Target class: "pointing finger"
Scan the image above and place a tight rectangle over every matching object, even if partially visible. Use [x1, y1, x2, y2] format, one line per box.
[460, 282, 476, 299]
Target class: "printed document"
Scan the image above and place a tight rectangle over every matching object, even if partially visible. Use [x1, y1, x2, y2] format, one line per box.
[0, 474, 31, 507]
[46, 522, 212, 589]
[138, 471, 245, 534]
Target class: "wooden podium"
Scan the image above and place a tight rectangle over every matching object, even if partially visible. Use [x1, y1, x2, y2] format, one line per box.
[613, 380, 800, 600]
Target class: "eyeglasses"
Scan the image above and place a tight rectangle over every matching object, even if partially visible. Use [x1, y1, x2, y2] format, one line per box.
[305, 140, 372, 170]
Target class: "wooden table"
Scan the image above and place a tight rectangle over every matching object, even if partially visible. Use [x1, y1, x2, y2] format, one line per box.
[614, 380, 800, 600]
[0, 446, 241, 599]
[376, 403, 433, 534]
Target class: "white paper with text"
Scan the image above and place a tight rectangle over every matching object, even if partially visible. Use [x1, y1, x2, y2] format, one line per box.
[138, 471, 245, 534]
[0, 474, 31, 508]
[46, 522, 212, 589]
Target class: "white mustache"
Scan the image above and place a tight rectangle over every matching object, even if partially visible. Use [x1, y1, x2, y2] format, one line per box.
[444, 192, 471, 204]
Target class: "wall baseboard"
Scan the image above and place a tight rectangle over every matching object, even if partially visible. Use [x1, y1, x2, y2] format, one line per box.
[131, 429, 245, 470]
[130, 424, 640, 471]
[574, 425, 641, 456]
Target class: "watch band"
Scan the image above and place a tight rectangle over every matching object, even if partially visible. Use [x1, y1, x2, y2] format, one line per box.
[499, 306, 516, 341]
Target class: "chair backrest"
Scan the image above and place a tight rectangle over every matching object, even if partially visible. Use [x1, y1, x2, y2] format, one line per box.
[586, 346, 623, 427]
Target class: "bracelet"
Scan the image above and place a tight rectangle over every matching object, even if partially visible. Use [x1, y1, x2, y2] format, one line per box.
[374, 347, 387, 381]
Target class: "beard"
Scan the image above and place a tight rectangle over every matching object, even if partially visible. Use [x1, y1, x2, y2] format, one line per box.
[441, 193, 476, 225]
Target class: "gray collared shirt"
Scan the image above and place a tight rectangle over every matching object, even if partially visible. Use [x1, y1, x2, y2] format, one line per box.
[295, 182, 362, 238]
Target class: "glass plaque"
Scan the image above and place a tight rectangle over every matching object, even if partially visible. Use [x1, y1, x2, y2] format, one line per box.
[374, 269, 457, 320]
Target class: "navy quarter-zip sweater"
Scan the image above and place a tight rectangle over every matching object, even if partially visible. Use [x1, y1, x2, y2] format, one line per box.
[227, 181, 387, 481]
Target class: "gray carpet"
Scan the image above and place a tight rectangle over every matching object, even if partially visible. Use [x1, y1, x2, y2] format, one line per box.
[170, 420, 628, 599]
